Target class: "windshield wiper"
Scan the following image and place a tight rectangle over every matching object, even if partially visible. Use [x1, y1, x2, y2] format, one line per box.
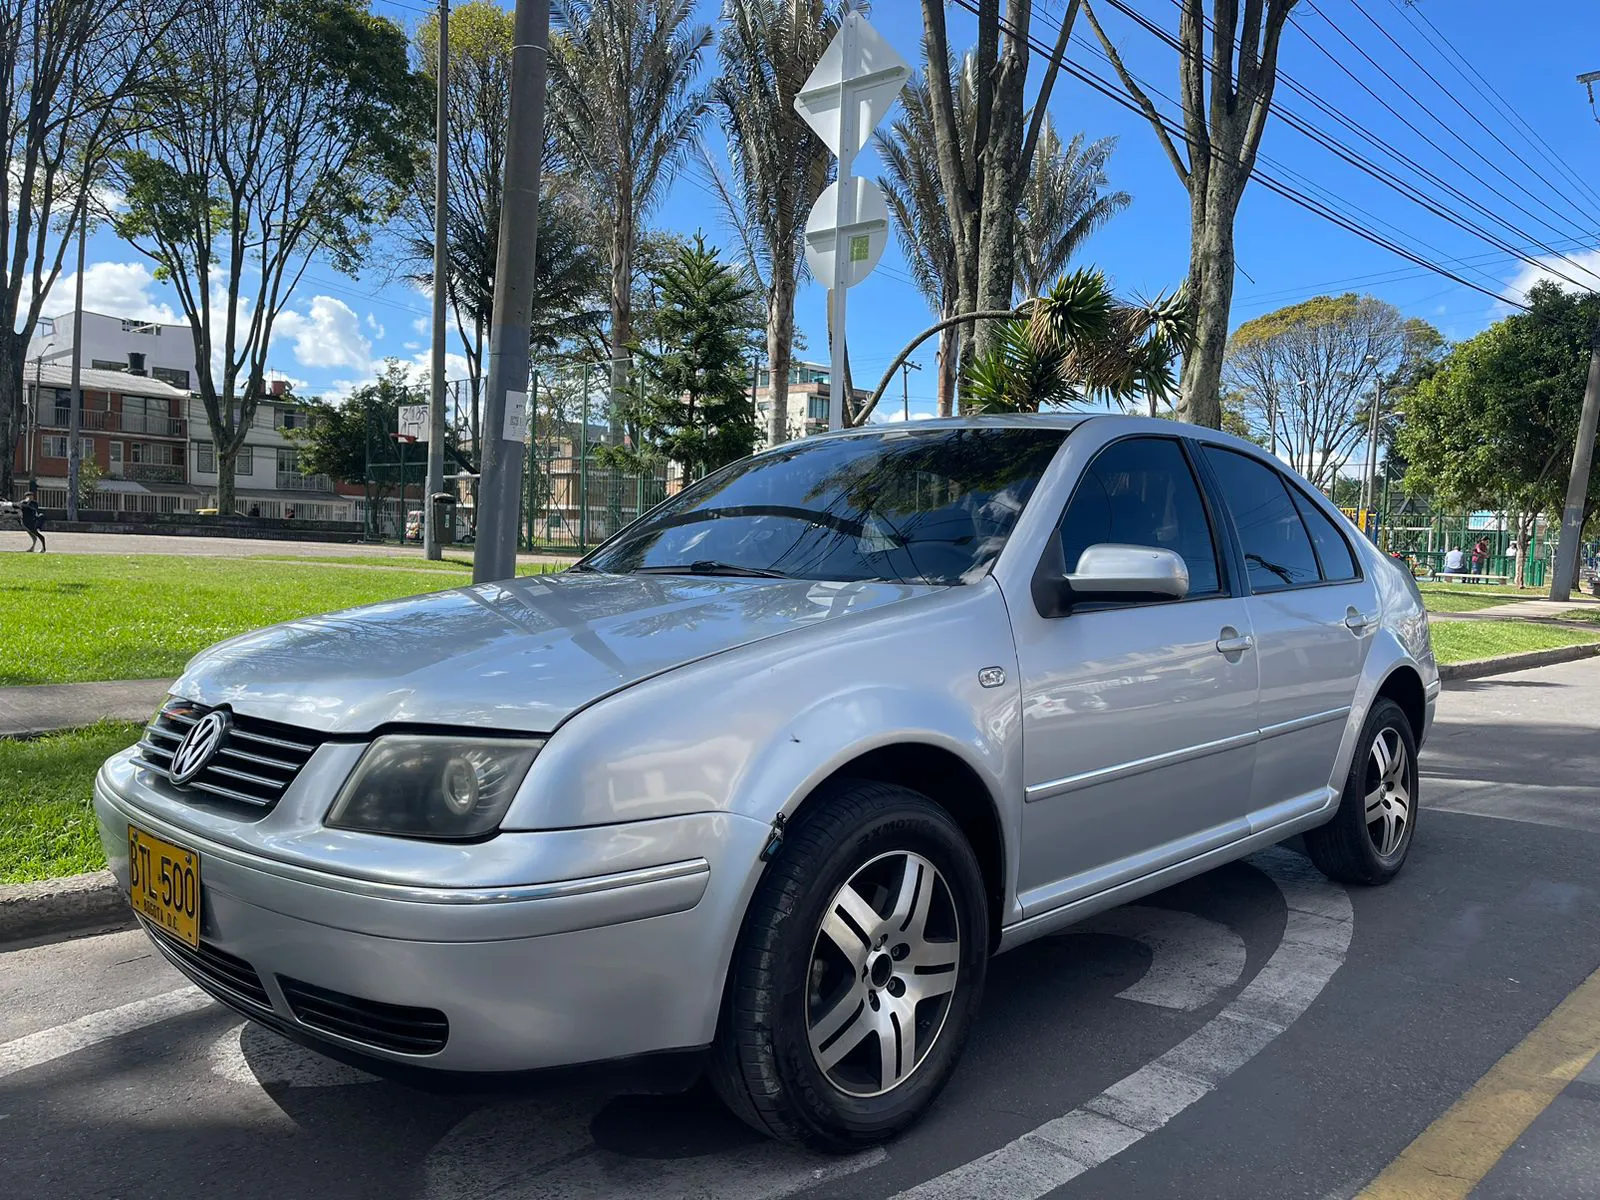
[632, 560, 793, 579]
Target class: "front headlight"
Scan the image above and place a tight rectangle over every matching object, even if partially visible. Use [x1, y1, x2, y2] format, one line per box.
[326, 735, 544, 840]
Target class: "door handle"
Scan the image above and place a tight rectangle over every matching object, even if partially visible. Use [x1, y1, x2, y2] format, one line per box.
[1215, 632, 1254, 655]
[1344, 609, 1379, 633]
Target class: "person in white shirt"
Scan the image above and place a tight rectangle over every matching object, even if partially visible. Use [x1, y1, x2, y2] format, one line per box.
[1443, 546, 1465, 574]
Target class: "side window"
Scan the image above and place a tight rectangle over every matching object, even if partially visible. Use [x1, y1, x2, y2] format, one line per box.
[1058, 437, 1222, 598]
[1288, 486, 1360, 582]
[1201, 447, 1321, 591]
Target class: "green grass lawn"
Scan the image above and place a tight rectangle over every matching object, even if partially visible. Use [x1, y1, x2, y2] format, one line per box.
[250, 554, 572, 575]
[1553, 607, 1600, 625]
[1418, 589, 1526, 613]
[1417, 581, 1545, 599]
[1429, 619, 1600, 665]
[0, 721, 140, 883]
[0, 554, 568, 686]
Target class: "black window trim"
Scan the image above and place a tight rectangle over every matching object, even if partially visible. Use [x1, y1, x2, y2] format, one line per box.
[1031, 432, 1238, 617]
[1194, 442, 1367, 597]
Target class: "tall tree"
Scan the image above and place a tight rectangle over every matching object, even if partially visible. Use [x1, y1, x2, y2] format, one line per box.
[111, 0, 426, 514]
[707, 0, 840, 449]
[965, 267, 1190, 414]
[1014, 120, 1130, 300]
[621, 234, 760, 476]
[919, 0, 1083, 379]
[1398, 282, 1600, 585]
[402, 1, 605, 463]
[548, 0, 712, 439]
[0, 0, 184, 494]
[1084, 0, 1298, 428]
[876, 63, 969, 418]
[1225, 294, 1434, 490]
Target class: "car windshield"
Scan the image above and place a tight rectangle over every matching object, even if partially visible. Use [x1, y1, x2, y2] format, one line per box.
[582, 427, 1067, 585]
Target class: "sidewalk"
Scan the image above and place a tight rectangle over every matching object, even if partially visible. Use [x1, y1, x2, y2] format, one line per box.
[0, 679, 170, 738]
[1430, 596, 1600, 622]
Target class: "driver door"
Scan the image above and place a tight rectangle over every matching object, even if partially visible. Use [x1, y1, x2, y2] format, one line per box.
[1009, 435, 1261, 916]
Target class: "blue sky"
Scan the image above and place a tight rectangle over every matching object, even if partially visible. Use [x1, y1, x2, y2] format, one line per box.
[45, 0, 1600, 420]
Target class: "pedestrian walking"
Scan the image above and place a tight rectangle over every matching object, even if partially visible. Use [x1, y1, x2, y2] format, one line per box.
[19, 491, 46, 553]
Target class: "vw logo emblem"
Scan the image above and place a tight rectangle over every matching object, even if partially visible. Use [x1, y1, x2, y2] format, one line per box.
[170, 711, 230, 785]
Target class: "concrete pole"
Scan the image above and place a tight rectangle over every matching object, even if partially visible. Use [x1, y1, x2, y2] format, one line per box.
[67, 215, 87, 521]
[474, 0, 547, 584]
[1549, 315, 1600, 601]
[424, 0, 450, 560]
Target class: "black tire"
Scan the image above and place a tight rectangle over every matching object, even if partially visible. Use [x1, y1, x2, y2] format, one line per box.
[1304, 697, 1419, 885]
[710, 779, 989, 1150]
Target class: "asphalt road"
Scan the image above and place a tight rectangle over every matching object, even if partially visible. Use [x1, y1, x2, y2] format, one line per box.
[3, 659, 1599, 1200]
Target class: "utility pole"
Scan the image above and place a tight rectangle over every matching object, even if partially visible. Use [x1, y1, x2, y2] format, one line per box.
[1360, 358, 1382, 515]
[424, 0, 449, 560]
[67, 212, 87, 522]
[900, 358, 921, 422]
[1550, 312, 1600, 601]
[473, 0, 548, 584]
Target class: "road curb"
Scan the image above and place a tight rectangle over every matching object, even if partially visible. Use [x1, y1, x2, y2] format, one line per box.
[0, 870, 131, 947]
[1440, 642, 1600, 682]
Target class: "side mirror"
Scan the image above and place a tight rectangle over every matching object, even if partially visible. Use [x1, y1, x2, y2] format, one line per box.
[1066, 543, 1189, 605]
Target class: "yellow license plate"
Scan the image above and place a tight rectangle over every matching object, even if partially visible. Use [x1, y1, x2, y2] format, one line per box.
[128, 824, 201, 949]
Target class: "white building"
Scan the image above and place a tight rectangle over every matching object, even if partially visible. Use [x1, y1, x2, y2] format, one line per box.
[751, 360, 870, 449]
[29, 310, 199, 392]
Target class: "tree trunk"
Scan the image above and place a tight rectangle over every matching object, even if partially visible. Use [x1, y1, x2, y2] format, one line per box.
[936, 313, 957, 417]
[1178, 183, 1238, 429]
[973, 1, 1029, 359]
[217, 440, 238, 516]
[608, 202, 634, 445]
[766, 275, 796, 446]
[0, 332, 23, 496]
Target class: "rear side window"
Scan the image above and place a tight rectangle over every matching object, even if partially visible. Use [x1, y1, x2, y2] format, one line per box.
[1289, 487, 1360, 582]
[1058, 436, 1222, 597]
[1201, 447, 1320, 591]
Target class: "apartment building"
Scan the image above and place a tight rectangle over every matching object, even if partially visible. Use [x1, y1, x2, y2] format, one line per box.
[750, 360, 870, 448]
[29, 309, 199, 392]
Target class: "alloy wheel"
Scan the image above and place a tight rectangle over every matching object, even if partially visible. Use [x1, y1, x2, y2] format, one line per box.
[1365, 726, 1411, 857]
[805, 851, 961, 1098]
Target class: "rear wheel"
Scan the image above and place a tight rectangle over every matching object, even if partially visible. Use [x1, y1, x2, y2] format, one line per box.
[1304, 697, 1418, 885]
[710, 781, 989, 1150]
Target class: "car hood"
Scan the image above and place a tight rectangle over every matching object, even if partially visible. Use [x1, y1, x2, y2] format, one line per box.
[173, 572, 941, 734]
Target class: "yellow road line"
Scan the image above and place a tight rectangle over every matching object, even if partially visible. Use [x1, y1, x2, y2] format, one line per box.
[1356, 965, 1600, 1200]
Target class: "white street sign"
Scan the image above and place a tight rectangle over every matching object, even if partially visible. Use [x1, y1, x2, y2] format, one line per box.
[793, 11, 910, 436]
[803, 177, 889, 287]
[794, 16, 910, 158]
[397, 404, 429, 441]
[503, 389, 528, 442]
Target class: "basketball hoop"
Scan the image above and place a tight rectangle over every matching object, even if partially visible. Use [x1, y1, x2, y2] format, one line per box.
[390, 433, 418, 444]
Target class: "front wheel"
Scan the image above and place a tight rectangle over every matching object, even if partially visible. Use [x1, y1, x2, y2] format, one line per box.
[1304, 697, 1419, 885]
[710, 781, 989, 1150]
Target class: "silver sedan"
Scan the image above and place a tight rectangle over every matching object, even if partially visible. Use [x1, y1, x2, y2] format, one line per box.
[95, 415, 1437, 1149]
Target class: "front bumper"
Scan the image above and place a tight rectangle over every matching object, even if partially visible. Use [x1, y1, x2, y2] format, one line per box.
[94, 763, 769, 1073]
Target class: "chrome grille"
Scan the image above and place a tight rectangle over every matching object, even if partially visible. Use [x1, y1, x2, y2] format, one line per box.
[133, 699, 323, 812]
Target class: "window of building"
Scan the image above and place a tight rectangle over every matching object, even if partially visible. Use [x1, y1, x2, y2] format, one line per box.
[807, 396, 829, 421]
[41, 436, 93, 460]
[130, 442, 180, 466]
[194, 442, 252, 474]
[1058, 436, 1223, 598]
[91, 359, 128, 372]
[151, 366, 190, 389]
[1201, 447, 1322, 591]
[277, 447, 300, 473]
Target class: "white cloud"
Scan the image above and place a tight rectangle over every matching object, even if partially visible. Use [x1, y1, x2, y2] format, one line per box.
[411, 315, 431, 337]
[1506, 248, 1600, 303]
[47, 261, 179, 323]
[365, 313, 385, 339]
[275, 296, 372, 371]
[871, 408, 936, 424]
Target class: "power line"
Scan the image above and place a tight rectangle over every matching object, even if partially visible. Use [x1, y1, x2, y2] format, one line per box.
[949, 0, 1528, 308]
[1106, 0, 1596, 296]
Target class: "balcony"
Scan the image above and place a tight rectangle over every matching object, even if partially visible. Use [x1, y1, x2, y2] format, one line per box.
[275, 471, 333, 493]
[124, 463, 186, 484]
[43, 408, 186, 438]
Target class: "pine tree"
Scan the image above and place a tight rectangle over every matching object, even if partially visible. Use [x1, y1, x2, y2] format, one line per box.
[628, 234, 761, 476]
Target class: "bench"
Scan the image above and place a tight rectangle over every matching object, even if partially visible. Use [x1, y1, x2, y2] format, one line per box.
[1438, 572, 1508, 585]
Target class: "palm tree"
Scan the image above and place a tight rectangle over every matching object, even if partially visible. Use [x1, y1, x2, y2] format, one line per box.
[875, 62, 971, 417]
[1014, 121, 1131, 302]
[548, 0, 712, 435]
[706, 1, 842, 447]
[966, 268, 1192, 414]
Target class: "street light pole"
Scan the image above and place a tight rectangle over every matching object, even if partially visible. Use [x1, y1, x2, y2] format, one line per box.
[474, 0, 548, 584]
[900, 359, 921, 422]
[424, 0, 450, 561]
[67, 214, 87, 521]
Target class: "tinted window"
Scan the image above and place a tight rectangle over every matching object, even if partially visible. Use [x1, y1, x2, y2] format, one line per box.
[585, 427, 1066, 585]
[1058, 437, 1221, 597]
[1289, 487, 1359, 581]
[1202, 448, 1321, 591]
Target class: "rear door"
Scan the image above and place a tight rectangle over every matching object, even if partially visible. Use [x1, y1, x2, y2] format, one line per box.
[1198, 446, 1379, 813]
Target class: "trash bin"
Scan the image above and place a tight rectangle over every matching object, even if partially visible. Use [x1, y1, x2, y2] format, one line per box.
[430, 492, 456, 547]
